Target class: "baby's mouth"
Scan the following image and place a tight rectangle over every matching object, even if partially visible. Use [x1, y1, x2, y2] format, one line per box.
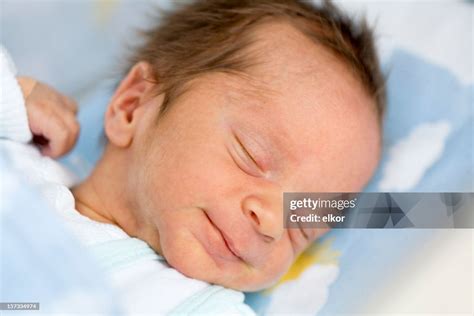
[220, 228, 243, 260]
[203, 212, 245, 262]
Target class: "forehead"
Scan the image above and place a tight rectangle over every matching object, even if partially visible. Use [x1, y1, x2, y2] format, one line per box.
[226, 21, 381, 190]
[174, 21, 380, 191]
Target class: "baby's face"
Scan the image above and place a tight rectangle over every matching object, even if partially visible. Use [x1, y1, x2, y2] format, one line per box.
[127, 22, 380, 291]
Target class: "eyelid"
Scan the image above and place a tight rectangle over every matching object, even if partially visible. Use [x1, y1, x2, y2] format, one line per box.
[230, 134, 264, 177]
[234, 134, 262, 171]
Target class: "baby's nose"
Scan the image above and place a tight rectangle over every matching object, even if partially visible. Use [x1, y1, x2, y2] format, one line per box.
[241, 194, 283, 241]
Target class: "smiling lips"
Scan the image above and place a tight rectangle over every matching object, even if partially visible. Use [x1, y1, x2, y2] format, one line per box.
[203, 212, 244, 262]
[220, 229, 242, 260]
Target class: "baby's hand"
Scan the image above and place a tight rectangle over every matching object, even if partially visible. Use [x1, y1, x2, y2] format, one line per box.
[17, 77, 80, 158]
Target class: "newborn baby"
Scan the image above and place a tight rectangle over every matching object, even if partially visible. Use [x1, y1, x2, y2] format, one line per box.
[1, 0, 384, 313]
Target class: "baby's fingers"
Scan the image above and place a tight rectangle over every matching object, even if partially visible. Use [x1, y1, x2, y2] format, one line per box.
[59, 106, 80, 142]
[41, 112, 78, 158]
[60, 95, 78, 114]
[28, 105, 79, 158]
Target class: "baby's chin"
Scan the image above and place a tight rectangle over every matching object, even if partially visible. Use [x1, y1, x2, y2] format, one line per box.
[159, 229, 280, 291]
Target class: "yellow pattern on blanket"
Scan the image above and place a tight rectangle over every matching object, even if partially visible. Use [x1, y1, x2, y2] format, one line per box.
[266, 237, 340, 293]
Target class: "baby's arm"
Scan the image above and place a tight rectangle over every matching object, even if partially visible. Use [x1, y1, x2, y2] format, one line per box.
[0, 46, 79, 157]
[0, 46, 32, 143]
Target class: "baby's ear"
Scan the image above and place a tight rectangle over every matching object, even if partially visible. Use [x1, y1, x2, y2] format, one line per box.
[105, 62, 156, 147]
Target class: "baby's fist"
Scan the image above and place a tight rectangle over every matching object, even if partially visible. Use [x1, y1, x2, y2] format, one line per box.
[17, 77, 80, 158]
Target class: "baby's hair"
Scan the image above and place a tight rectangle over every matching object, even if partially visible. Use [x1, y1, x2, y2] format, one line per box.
[127, 0, 386, 120]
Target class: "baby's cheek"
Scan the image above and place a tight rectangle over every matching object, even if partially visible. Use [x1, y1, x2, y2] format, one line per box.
[258, 241, 295, 284]
[159, 218, 216, 280]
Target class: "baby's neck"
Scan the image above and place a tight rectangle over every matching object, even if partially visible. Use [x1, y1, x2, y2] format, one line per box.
[72, 182, 116, 225]
[72, 147, 139, 235]
[71, 146, 163, 254]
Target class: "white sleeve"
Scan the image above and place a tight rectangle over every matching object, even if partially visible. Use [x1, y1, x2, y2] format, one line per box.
[0, 46, 32, 143]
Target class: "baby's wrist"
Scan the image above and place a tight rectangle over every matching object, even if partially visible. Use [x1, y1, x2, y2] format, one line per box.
[16, 76, 37, 100]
